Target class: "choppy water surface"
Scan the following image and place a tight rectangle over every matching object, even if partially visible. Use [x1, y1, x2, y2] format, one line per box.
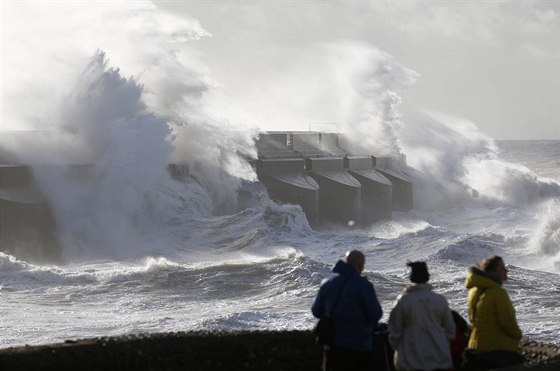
[1, 139, 558, 348]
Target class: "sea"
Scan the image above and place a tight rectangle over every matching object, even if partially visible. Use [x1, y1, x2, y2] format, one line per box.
[1, 36, 559, 349]
[1, 134, 558, 349]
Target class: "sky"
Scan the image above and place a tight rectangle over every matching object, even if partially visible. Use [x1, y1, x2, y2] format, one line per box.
[154, 1, 559, 140]
[1, 0, 559, 141]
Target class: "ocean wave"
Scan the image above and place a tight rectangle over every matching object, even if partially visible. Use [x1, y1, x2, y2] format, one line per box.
[435, 232, 505, 263]
[197, 311, 310, 332]
[0, 253, 98, 289]
[529, 198, 560, 257]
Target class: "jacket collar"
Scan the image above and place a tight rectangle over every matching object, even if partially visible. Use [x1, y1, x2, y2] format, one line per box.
[404, 283, 433, 293]
[470, 266, 502, 285]
[332, 260, 359, 277]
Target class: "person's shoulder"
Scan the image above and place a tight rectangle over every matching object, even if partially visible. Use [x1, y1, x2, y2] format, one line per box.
[432, 291, 451, 305]
[354, 274, 375, 289]
[482, 285, 509, 303]
[419, 288, 445, 302]
[430, 288, 447, 298]
[319, 272, 339, 288]
[486, 283, 507, 295]
[360, 273, 375, 283]
[406, 286, 447, 303]
[489, 284, 510, 299]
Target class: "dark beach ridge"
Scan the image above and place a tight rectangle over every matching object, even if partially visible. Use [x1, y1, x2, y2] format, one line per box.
[0, 331, 558, 371]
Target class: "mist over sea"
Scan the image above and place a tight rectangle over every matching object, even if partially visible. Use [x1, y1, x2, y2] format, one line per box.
[1, 2, 559, 350]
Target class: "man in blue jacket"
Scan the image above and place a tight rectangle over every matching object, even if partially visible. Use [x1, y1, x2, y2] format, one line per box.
[312, 250, 383, 371]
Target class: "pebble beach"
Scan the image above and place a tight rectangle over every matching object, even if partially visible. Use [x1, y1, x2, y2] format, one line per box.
[1, 331, 558, 371]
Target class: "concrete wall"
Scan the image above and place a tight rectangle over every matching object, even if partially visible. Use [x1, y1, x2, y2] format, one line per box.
[343, 157, 392, 223]
[256, 133, 290, 153]
[349, 171, 392, 224]
[292, 133, 320, 153]
[305, 157, 345, 172]
[0, 165, 33, 188]
[376, 169, 413, 212]
[257, 159, 305, 175]
[259, 175, 320, 226]
[256, 159, 320, 226]
[257, 132, 342, 156]
[0, 165, 60, 262]
[317, 133, 341, 153]
[254, 134, 415, 225]
[306, 158, 362, 226]
[344, 156, 374, 170]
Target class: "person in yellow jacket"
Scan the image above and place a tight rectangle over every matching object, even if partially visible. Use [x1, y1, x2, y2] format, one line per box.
[464, 255, 525, 369]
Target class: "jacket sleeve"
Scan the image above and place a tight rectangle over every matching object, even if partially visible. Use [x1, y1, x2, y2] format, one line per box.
[495, 289, 522, 340]
[311, 283, 326, 319]
[467, 287, 479, 324]
[364, 281, 383, 324]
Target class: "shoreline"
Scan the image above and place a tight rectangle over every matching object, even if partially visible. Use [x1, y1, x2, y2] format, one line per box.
[1, 331, 559, 371]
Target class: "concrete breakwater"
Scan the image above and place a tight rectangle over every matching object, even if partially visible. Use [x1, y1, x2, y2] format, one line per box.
[1, 131, 414, 262]
[170, 131, 414, 227]
[1, 331, 559, 371]
[0, 164, 59, 262]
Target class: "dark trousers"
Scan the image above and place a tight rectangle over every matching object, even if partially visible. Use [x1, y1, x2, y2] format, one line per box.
[323, 345, 374, 371]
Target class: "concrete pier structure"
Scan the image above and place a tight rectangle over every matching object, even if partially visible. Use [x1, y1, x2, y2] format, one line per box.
[256, 158, 320, 225]
[256, 131, 343, 158]
[375, 157, 413, 212]
[255, 131, 414, 226]
[0, 165, 59, 262]
[306, 157, 362, 226]
[344, 156, 392, 223]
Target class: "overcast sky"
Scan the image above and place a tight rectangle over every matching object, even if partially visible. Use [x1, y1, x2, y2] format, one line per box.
[155, 1, 559, 140]
[2, 1, 559, 141]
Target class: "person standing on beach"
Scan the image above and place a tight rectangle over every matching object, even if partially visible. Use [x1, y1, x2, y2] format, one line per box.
[311, 250, 383, 371]
[464, 255, 524, 369]
[387, 261, 455, 371]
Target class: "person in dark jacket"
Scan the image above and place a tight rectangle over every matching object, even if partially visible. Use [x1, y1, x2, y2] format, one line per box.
[311, 250, 383, 371]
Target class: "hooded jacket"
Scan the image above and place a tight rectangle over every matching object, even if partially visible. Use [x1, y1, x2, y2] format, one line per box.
[311, 260, 382, 351]
[388, 283, 455, 371]
[465, 267, 522, 352]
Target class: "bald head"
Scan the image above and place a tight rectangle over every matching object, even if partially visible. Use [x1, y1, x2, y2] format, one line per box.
[345, 250, 365, 273]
